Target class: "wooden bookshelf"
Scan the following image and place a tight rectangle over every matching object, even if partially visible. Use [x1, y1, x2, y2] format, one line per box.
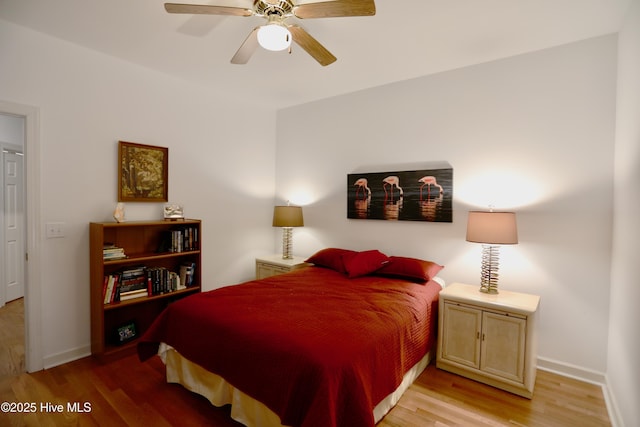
[89, 219, 202, 359]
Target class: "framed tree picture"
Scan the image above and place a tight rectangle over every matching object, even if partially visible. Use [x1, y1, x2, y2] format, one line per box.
[118, 141, 168, 202]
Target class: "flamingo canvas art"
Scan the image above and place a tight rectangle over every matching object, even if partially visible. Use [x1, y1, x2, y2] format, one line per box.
[347, 164, 453, 222]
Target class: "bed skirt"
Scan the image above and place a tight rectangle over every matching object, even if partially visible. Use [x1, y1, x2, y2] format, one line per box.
[158, 343, 432, 427]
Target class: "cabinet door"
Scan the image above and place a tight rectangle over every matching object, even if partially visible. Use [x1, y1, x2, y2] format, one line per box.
[441, 302, 482, 369]
[480, 311, 526, 383]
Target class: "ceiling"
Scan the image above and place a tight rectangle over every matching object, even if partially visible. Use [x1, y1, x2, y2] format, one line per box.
[0, 0, 631, 109]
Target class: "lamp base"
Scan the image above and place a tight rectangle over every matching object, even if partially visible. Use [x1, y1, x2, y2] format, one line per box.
[281, 227, 293, 259]
[479, 286, 499, 294]
[479, 244, 500, 294]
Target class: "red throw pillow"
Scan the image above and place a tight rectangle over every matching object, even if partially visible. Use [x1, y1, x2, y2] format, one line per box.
[343, 250, 390, 278]
[376, 256, 444, 283]
[305, 248, 356, 274]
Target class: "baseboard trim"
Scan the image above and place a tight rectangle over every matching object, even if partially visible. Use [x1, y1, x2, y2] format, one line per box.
[537, 356, 605, 384]
[43, 345, 91, 370]
[601, 373, 624, 427]
[537, 357, 623, 427]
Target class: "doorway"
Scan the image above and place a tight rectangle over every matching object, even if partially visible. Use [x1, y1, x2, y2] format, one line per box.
[0, 101, 43, 373]
[0, 115, 26, 376]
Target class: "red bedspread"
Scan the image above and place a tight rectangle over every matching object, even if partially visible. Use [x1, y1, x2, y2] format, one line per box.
[138, 267, 441, 427]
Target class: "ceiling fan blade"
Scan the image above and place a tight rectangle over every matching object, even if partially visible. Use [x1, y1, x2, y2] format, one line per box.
[289, 25, 336, 66]
[231, 27, 260, 64]
[164, 3, 253, 17]
[294, 0, 375, 19]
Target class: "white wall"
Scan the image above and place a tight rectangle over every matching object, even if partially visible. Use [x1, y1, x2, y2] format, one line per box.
[0, 19, 277, 366]
[276, 36, 617, 375]
[609, 1, 640, 425]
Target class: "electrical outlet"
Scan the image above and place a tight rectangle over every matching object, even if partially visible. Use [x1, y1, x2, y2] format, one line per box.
[46, 222, 65, 238]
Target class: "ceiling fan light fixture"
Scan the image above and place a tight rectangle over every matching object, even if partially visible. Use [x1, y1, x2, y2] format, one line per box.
[257, 24, 292, 51]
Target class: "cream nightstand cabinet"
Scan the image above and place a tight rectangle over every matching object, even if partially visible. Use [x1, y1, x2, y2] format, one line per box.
[255, 255, 310, 279]
[437, 282, 540, 398]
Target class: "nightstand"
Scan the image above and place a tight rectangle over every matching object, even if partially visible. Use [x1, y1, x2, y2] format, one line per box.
[255, 255, 310, 279]
[436, 282, 540, 398]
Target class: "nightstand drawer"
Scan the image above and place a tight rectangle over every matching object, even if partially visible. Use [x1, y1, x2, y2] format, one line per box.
[255, 255, 309, 280]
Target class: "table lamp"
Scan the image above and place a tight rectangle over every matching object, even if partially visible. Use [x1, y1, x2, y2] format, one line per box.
[273, 205, 304, 259]
[466, 210, 518, 294]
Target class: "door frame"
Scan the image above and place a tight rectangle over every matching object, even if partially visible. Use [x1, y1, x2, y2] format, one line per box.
[0, 100, 43, 372]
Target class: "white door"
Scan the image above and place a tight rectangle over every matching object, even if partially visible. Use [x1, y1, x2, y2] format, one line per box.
[3, 149, 25, 303]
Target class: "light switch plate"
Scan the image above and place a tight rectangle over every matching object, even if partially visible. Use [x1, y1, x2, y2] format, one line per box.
[46, 222, 65, 238]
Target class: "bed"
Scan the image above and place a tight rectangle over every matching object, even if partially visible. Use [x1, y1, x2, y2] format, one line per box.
[138, 249, 444, 427]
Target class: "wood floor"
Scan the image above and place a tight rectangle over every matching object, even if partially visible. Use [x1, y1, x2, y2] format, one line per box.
[0, 349, 610, 427]
[379, 365, 610, 427]
[0, 298, 25, 378]
[0, 299, 610, 426]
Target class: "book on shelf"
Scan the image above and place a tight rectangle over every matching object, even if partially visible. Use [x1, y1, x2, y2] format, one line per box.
[170, 271, 181, 291]
[103, 272, 145, 304]
[103, 274, 120, 304]
[103, 264, 190, 305]
[103, 244, 126, 260]
[146, 266, 180, 295]
[179, 262, 196, 288]
[119, 288, 147, 301]
[102, 275, 110, 304]
[120, 265, 145, 277]
[118, 265, 147, 293]
[157, 226, 199, 254]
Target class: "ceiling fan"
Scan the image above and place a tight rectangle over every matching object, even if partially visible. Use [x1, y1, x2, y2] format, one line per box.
[164, 0, 376, 66]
